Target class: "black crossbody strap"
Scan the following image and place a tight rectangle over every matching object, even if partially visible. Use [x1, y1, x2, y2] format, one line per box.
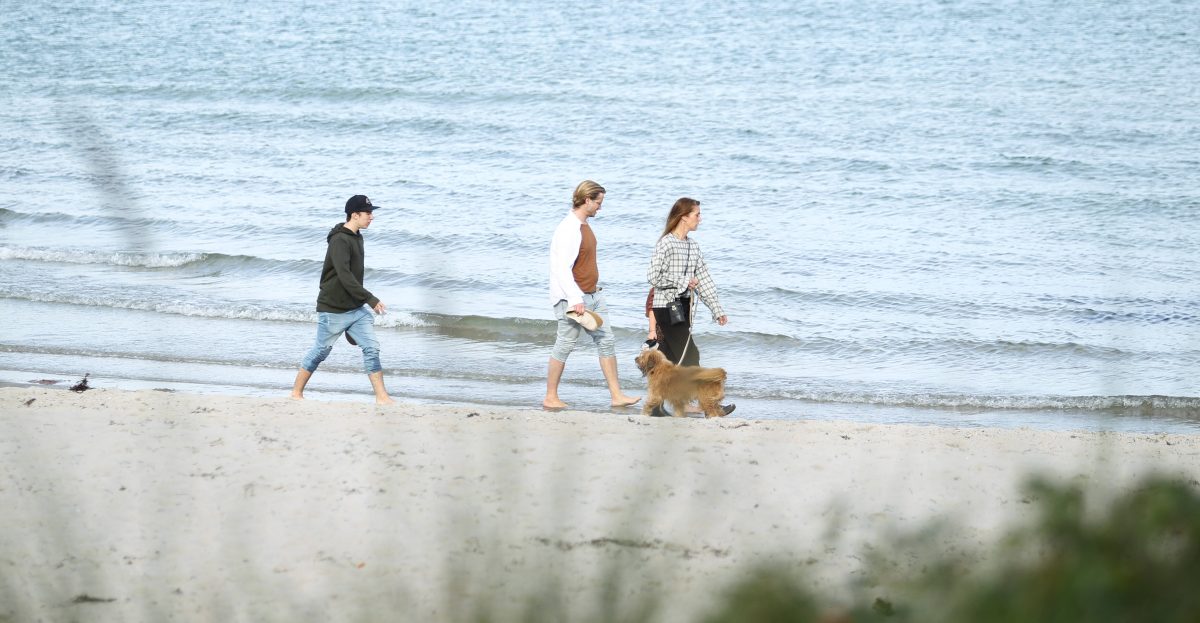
[686, 237, 696, 298]
[678, 239, 695, 366]
[685, 240, 692, 280]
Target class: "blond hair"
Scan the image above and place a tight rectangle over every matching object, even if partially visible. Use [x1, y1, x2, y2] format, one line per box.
[571, 180, 606, 209]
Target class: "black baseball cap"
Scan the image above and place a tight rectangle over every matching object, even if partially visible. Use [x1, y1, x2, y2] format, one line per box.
[345, 195, 380, 215]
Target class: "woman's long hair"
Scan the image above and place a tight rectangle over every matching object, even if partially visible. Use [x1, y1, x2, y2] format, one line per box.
[660, 197, 700, 238]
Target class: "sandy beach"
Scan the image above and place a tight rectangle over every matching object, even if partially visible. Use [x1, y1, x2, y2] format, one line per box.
[2, 386, 1198, 622]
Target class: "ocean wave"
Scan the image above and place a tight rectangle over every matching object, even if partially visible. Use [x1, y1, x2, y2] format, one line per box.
[0, 207, 39, 223]
[0, 343, 271, 369]
[0, 246, 208, 268]
[0, 206, 245, 234]
[1038, 294, 1200, 325]
[408, 312, 555, 342]
[81, 82, 566, 106]
[1, 276, 1188, 363]
[0, 206, 544, 261]
[0, 288, 429, 328]
[748, 387, 1200, 415]
[0, 245, 506, 288]
[0, 245, 324, 276]
[0, 342, 544, 385]
[744, 286, 1199, 326]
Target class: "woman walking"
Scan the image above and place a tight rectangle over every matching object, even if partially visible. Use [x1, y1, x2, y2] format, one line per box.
[646, 197, 733, 414]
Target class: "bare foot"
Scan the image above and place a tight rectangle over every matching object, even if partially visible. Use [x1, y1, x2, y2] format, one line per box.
[543, 397, 568, 410]
[375, 396, 396, 405]
[290, 393, 304, 401]
[611, 395, 641, 407]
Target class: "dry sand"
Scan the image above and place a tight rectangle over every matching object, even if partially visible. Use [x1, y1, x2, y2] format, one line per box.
[2, 386, 1198, 622]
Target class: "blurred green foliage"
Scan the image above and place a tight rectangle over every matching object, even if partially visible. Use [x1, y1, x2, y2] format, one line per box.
[917, 475, 1200, 623]
[704, 475, 1200, 623]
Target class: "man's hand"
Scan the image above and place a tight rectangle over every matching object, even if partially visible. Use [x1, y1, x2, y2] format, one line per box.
[717, 315, 728, 326]
[572, 303, 585, 315]
[373, 301, 387, 314]
[687, 278, 699, 289]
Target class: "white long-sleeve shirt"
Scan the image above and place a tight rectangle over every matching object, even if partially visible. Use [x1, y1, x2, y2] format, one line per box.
[548, 211, 588, 306]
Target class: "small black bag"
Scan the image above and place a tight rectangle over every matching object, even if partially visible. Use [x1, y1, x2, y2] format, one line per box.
[667, 296, 687, 325]
[666, 243, 692, 325]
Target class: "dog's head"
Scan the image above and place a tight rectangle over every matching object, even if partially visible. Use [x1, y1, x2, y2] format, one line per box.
[635, 347, 668, 377]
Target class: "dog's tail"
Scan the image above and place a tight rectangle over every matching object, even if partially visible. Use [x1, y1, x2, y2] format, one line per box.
[685, 367, 727, 384]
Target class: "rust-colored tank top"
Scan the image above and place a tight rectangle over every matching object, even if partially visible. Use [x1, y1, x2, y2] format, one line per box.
[572, 223, 599, 293]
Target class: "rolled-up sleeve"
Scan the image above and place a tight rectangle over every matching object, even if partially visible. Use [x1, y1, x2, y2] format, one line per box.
[692, 247, 724, 320]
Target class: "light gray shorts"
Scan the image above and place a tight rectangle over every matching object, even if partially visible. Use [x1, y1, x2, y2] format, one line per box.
[550, 290, 616, 361]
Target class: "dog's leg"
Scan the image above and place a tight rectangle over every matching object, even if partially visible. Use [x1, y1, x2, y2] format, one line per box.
[669, 399, 688, 418]
[701, 383, 725, 418]
[642, 396, 663, 417]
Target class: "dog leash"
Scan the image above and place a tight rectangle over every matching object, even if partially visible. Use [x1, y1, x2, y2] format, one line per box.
[675, 238, 699, 366]
[677, 287, 695, 366]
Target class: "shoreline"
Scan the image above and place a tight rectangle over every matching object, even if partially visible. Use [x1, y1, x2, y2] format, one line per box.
[2, 366, 1197, 435]
[3, 386, 1199, 621]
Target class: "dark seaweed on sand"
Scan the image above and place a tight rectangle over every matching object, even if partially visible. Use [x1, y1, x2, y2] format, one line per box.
[69, 374, 90, 393]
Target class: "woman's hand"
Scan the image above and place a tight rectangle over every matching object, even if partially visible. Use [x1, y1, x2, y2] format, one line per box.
[648, 327, 658, 340]
[717, 315, 728, 326]
[688, 277, 699, 289]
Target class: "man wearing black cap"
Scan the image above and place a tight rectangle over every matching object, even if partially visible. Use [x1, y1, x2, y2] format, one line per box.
[291, 194, 395, 404]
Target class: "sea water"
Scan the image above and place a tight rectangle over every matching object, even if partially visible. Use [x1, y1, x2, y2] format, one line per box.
[2, 0, 1198, 432]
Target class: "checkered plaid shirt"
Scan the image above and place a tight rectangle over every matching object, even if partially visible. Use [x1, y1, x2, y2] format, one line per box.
[647, 234, 725, 320]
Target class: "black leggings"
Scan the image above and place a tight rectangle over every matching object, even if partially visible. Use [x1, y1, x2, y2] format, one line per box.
[652, 297, 700, 367]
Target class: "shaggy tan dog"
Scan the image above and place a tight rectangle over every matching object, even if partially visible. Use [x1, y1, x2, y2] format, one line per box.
[635, 348, 729, 418]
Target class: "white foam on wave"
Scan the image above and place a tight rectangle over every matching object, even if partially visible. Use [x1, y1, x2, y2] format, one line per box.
[768, 388, 1200, 412]
[0, 245, 205, 268]
[0, 288, 430, 327]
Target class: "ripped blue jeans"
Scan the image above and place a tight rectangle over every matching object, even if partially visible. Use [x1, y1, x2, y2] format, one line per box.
[300, 306, 381, 374]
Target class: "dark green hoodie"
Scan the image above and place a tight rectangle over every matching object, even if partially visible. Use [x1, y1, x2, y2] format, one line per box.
[316, 223, 379, 313]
